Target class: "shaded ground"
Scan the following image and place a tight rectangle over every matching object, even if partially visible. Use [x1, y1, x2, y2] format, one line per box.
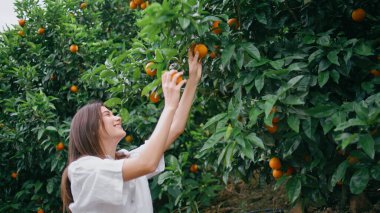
[204, 174, 380, 213]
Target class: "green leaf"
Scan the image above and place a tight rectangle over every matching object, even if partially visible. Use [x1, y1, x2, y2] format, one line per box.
[155, 49, 164, 62]
[200, 127, 226, 151]
[305, 105, 337, 118]
[269, 59, 284, 69]
[225, 124, 233, 140]
[46, 180, 54, 194]
[287, 115, 300, 133]
[318, 71, 329, 87]
[254, 75, 264, 93]
[335, 118, 367, 131]
[353, 42, 373, 56]
[318, 59, 331, 72]
[317, 35, 330, 46]
[255, 12, 267, 24]
[330, 161, 348, 189]
[327, 50, 340, 66]
[203, 113, 227, 129]
[100, 70, 116, 78]
[370, 165, 380, 181]
[46, 126, 57, 132]
[221, 44, 235, 68]
[358, 134, 374, 159]
[178, 17, 190, 30]
[246, 133, 265, 149]
[104, 98, 121, 107]
[243, 43, 260, 60]
[288, 62, 307, 71]
[120, 108, 129, 122]
[263, 95, 277, 118]
[350, 168, 369, 194]
[286, 177, 302, 204]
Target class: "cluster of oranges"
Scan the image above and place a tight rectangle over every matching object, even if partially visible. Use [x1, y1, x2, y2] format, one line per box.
[130, 0, 149, 10]
[211, 18, 240, 35]
[269, 157, 295, 180]
[17, 19, 46, 37]
[265, 107, 280, 134]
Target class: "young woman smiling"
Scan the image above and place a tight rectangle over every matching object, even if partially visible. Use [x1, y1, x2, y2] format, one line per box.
[60, 50, 202, 212]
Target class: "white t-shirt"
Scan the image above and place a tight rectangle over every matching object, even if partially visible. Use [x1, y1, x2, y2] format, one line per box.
[68, 145, 165, 213]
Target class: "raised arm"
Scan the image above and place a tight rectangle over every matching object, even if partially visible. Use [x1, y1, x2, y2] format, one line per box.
[121, 70, 186, 181]
[164, 49, 202, 149]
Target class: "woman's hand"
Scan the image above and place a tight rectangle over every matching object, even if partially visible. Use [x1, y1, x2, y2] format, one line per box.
[161, 70, 187, 110]
[188, 49, 202, 83]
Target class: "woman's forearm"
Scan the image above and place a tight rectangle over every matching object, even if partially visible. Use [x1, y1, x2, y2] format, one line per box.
[165, 80, 199, 149]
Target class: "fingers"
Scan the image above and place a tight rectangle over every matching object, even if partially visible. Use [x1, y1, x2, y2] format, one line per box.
[188, 48, 193, 61]
[176, 78, 187, 89]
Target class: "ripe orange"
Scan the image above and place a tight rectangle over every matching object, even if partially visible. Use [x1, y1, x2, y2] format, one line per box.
[149, 92, 160, 103]
[194, 44, 208, 59]
[140, 1, 148, 10]
[272, 169, 283, 180]
[80, 2, 87, 10]
[352, 8, 366, 22]
[190, 164, 199, 173]
[70, 44, 79, 53]
[269, 157, 281, 169]
[145, 62, 157, 77]
[171, 72, 183, 85]
[265, 124, 278, 134]
[18, 30, 25, 37]
[286, 167, 295, 176]
[130, 1, 137, 9]
[11, 172, 18, 179]
[347, 156, 359, 165]
[133, 0, 144, 4]
[211, 21, 221, 34]
[272, 117, 280, 123]
[18, 19, 26, 27]
[37, 208, 44, 213]
[70, 85, 78, 93]
[56, 142, 64, 151]
[209, 52, 216, 59]
[37, 27, 45, 35]
[369, 69, 380, 77]
[125, 135, 133, 143]
[227, 18, 240, 29]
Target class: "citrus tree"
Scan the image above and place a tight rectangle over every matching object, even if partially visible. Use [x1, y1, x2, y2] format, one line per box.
[1, 0, 379, 212]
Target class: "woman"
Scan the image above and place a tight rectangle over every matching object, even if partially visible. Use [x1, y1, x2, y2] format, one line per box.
[60, 50, 202, 212]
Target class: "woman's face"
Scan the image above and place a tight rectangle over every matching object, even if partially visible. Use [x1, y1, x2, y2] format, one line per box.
[99, 106, 126, 141]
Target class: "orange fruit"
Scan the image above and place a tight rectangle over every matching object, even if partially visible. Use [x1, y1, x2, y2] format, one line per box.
[18, 30, 25, 37]
[70, 85, 78, 93]
[11, 172, 18, 179]
[227, 18, 240, 29]
[18, 19, 26, 27]
[171, 72, 183, 85]
[270, 107, 277, 113]
[209, 52, 216, 59]
[347, 156, 359, 165]
[269, 157, 281, 169]
[125, 135, 133, 143]
[37, 27, 45, 35]
[369, 69, 380, 77]
[80, 2, 87, 10]
[133, 0, 144, 4]
[286, 167, 295, 176]
[272, 117, 280, 123]
[149, 92, 160, 103]
[194, 44, 208, 59]
[211, 21, 221, 34]
[37, 208, 44, 213]
[272, 169, 283, 180]
[69, 44, 79, 53]
[352, 8, 366, 22]
[190, 164, 199, 173]
[140, 1, 147, 10]
[145, 62, 157, 77]
[130, 1, 137, 9]
[265, 124, 278, 134]
[56, 142, 64, 151]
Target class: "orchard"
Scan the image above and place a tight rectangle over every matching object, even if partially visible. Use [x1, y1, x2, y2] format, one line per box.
[1, 0, 379, 212]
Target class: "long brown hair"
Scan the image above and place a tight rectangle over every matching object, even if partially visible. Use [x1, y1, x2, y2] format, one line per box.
[60, 101, 106, 212]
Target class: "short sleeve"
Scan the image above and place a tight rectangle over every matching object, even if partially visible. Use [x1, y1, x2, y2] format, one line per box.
[68, 156, 125, 210]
